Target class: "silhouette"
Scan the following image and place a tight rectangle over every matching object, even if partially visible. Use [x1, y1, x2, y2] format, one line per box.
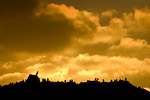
[26, 71, 40, 88]
[0, 72, 150, 96]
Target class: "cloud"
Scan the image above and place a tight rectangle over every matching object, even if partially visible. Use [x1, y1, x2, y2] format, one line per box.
[0, 72, 27, 85]
[123, 7, 150, 42]
[2, 1, 149, 56]
[43, 0, 150, 14]
[0, 2, 101, 55]
[101, 10, 117, 18]
[0, 12, 74, 53]
[108, 38, 150, 59]
[1, 54, 150, 88]
[73, 7, 150, 60]
[75, 17, 127, 45]
[0, 0, 41, 19]
[0, 2, 127, 58]
[110, 38, 150, 49]
[144, 87, 150, 92]
[100, 9, 117, 26]
[0, 1, 150, 89]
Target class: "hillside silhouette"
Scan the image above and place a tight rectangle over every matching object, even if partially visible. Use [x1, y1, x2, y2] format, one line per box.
[0, 71, 150, 96]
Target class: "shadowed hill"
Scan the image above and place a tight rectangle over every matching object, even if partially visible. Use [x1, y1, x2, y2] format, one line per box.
[0, 72, 150, 96]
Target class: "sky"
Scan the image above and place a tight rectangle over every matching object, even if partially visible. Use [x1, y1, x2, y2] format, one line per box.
[0, 0, 150, 89]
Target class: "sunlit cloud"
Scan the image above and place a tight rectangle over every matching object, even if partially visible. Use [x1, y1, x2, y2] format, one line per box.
[101, 9, 117, 18]
[144, 87, 150, 92]
[1, 54, 150, 87]
[123, 7, 150, 42]
[110, 38, 150, 49]
[0, 0, 150, 89]
[0, 72, 27, 85]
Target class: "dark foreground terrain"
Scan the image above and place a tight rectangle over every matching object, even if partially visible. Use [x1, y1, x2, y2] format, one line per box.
[0, 72, 150, 97]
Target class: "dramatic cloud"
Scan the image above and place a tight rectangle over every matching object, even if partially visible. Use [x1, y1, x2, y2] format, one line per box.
[0, 0, 150, 89]
[100, 9, 117, 26]
[75, 7, 150, 59]
[123, 7, 150, 42]
[0, 73, 26, 85]
[1, 54, 150, 88]
[0, 4, 74, 53]
[110, 38, 150, 49]
[0, 0, 40, 18]
[108, 38, 150, 59]
[0, 2, 100, 54]
[43, 0, 150, 13]
[101, 10, 117, 18]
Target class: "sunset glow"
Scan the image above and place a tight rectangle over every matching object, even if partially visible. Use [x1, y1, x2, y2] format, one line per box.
[0, 0, 150, 89]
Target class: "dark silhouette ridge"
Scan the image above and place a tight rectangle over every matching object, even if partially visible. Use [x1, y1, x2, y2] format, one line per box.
[26, 71, 40, 88]
[0, 72, 150, 96]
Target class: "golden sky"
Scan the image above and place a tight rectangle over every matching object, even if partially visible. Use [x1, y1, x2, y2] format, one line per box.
[0, 0, 150, 89]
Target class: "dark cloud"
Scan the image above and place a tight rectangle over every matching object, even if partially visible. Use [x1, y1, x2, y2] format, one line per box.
[0, 1, 80, 53]
[0, 0, 40, 18]
[0, 15, 75, 53]
[108, 47, 150, 60]
[44, 0, 150, 13]
[0, 0, 150, 89]
[123, 7, 150, 43]
[77, 43, 112, 55]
